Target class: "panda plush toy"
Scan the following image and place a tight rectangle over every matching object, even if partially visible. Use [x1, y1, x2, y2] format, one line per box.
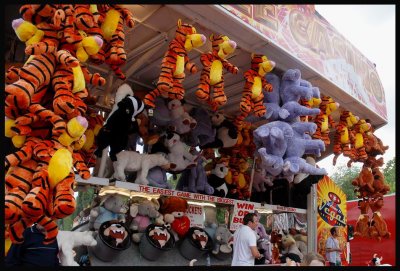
[201, 112, 238, 149]
[207, 161, 229, 197]
[94, 84, 145, 161]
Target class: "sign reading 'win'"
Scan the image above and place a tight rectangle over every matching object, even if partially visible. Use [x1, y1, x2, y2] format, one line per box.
[230, 201, 256, 231]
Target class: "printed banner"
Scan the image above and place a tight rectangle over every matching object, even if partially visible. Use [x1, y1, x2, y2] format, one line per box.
[186, 204, 205, 228]
[221, 5, 387, 120]
[317, 176, 348, 264]
[230, 200, 256, 231]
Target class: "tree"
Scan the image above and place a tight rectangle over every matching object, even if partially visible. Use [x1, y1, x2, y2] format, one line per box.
[57, 187, 96, 231]
[383, 157, 396, 193]
[330, 164, 361, 201]
[330, 157, 396, 201]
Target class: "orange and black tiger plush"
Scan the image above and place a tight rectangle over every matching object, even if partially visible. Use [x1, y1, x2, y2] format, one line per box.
[99, 5, 135, 80]
[234, 54, 275, 129]
[312, 96, 339, 146]
[19, 4, 58, 25]
[332, 110, 359, 165]
[5, 51, 57, 119]
[195, 34, 238, 111]
[347, 119, 371, 167]
[144, 19, 206, 108]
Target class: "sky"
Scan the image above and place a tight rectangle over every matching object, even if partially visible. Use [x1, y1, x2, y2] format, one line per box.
[313, 5, 396, 176]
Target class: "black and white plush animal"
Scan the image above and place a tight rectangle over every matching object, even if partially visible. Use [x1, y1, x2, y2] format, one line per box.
[94, 84, 145, 161]
[207, 162, 229, 197]
[201, 112, 238, 149]
[151, 131, 197, 172]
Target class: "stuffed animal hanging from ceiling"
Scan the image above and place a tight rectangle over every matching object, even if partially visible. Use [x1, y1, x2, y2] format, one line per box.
[332, 110, 359, 166]
[195, 34, 238, 111]
[347, 119, 370, 167]
[234, 54, 275, 129]
[6, 116, 90, 244]
[5, 51, 57, 119]
[98, 5, 135, 79]
[311, 95, 339, 146]
[144, 19, 206, 108]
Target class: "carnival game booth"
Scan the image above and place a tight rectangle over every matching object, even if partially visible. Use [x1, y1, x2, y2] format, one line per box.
[4, 4, 389, 266]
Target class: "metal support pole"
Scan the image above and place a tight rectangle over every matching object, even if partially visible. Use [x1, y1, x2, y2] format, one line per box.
[307, 183, 318, 253]
[97, 148, 109, 178]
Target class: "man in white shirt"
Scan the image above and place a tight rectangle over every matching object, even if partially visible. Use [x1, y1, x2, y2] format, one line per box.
[325, 227, 342, 266]
[231, 212, 262, 266]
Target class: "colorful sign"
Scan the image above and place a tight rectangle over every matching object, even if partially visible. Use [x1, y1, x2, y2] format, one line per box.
[229, 200, 256, 231]
[186, 204, 205, 228]
[221, 5, 387, 120]
[317, 176, 348, 264]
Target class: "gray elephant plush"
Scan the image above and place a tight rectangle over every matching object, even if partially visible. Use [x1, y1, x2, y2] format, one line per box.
[212, 224, 233, 255]
[89, 193, 129, 231]
[129, 199, 164, 243]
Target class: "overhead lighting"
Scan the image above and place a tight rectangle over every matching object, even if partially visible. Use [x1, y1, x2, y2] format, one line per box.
[99, 186, 131, 197]
[255, 208, 273, 214]
[187, 201, 216, 207]
[130, 191, 160, 200]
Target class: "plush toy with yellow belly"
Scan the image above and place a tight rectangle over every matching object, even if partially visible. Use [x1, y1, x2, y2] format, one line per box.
[347, 119, 371, 167]
[195, 34, 239, 111]
[6, 116, 90, 244]
[332, 110, 359, 165]
[234, 54, 275, 129]
[144, 19, 206, 108]
[312, 96, 339, 146]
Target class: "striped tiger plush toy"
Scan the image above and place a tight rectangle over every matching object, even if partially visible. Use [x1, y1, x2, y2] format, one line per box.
[99, 5, 135, 80]
[332, 110, 359, 165]
[234, 54, 275, 129]
[347, 119, 371, 167]
[311, 96, 339, 146]
[195, 34, 238, 111]
[5, 50, 57, 119]
[19, 4, 58, 25]
[144, 19, 206, 108]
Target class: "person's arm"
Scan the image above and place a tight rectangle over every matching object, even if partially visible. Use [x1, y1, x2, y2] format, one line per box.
[250, 245, 262, 259]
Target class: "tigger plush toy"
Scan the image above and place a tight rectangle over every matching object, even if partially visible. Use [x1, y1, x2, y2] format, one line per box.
[312, 96, 339, 146]
[98, 4, 135, 80]
[144, 19, 206, 108]
[234, 54, 275, 129]
[332, 110, 359, 165]
[195, 34, 238, 111]
[5, 116, 90, 244]
[347, 119, 371, 167]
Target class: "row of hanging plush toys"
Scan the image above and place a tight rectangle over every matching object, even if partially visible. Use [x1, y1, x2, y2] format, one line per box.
[349, 121, 390, 241]
[4, 4, 137, 246]
[140, 19, 332, 199]
[328, 105, 390, 241]
[327, 103, 390, 242]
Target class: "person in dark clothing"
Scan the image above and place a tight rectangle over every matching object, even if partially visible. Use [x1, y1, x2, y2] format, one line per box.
[5, 223, 60, 266]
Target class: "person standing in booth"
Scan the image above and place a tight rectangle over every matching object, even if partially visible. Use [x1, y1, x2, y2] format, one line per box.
[231, 212, 262, 266]
[325, 227, 342, 266]
[5, 223, 60, 266]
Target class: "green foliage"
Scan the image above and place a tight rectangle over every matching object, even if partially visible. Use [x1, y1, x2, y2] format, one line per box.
[57, 187, 96, 231]
[167, 173, 180, 190]
[383, 157, 396, 193]
[330, 157, 396, 200]
[330, 164, 361, 201]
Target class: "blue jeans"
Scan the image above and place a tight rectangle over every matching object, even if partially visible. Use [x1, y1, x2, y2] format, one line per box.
[329, 262, 341, 266]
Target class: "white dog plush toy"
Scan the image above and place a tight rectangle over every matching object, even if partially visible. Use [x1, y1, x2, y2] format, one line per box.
[57, 231, 97, 266]
[113, 151, 170, 183]
[164, 132, 198, 172]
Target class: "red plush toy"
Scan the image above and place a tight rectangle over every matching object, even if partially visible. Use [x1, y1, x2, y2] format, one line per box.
[158, 196, 190, 240]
